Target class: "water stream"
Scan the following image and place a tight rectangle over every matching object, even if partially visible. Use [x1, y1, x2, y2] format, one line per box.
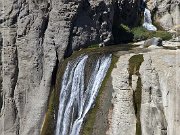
[55, 54, 112, 135]
[143, 8, 157, 31]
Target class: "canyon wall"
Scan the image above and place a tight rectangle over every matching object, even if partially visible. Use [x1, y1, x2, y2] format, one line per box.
[0, 0, 140, 134]
[0, 0, 179, 135]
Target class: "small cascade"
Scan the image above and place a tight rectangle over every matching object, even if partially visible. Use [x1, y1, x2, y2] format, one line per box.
[55, 54, 112, 135]
[143, 8, 157, 31]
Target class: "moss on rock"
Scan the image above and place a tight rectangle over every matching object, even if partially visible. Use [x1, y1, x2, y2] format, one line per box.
[81, 55, 118, 135]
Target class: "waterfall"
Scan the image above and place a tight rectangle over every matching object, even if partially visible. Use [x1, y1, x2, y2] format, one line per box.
[143, 8, 157, 31]
[55, 54, 112, 135]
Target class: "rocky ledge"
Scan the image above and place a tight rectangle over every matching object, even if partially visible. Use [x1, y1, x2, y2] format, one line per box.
[88, 48, 180, 135]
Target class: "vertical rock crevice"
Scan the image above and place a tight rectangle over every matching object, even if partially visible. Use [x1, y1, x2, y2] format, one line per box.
[128, 54, 144, 135]
[107, 54, 136, 135]
[0, 32, 3, 113]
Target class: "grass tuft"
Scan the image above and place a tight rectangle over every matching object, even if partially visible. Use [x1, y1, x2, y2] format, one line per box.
[132, 27, 172, 41]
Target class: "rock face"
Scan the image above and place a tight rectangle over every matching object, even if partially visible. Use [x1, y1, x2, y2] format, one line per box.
[106, 49, 180, 135]
[146, 0, 180, 30]
[107, 54, 136, 135]
[0, 0, 142, 135]
[0, 0, 179, 135]
[70, 0, 114, 50]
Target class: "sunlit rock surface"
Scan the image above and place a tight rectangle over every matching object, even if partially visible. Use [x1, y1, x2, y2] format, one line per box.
[106, 49, 180, 135]
[146, 0, 180, 30]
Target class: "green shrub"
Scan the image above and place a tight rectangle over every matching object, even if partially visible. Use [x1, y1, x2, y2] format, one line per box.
[132, 26, 172, 41]
[120, 24, 131, 33]
[152, 31, 172, 40]
[132, 27, 149, 41]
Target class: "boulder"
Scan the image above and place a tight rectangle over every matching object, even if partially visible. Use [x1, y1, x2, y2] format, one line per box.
[143, 37, 163, 47]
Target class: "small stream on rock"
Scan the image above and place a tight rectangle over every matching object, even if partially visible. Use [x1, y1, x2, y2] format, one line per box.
[143, 8, 157, 31]
[55, 54, 112, 135]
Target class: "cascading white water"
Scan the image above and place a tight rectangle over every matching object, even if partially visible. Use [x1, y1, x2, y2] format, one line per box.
[143, 8, 157, 31]
[55, 54, 112, 135]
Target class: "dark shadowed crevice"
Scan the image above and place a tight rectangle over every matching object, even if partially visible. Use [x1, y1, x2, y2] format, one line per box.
[0, 32, 3, 112]
[128, 54, 144, 135]
[64, 0, 90, 58]
[11, 46, 19, 98]
[12, 46, 20, 134]
[133, 77, 142, 135]
[112, 1, 133, 44]
[0, 91, 2, 113]
[40, 15, 49, 40]
[51, 53, 59, 86]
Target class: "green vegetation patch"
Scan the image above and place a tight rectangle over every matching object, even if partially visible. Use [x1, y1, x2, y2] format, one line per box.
[128, 54, 144, 77]
[128, 54, 144, 135]
[112, 22, 172, 44]
[81, 55, 118, 135]
[88, 44, 99, 48]
[134, 77, 142, 135]
[41, 89, 56, 135]
[153, 21, 165, 31]
[132, 27, 172, 41]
